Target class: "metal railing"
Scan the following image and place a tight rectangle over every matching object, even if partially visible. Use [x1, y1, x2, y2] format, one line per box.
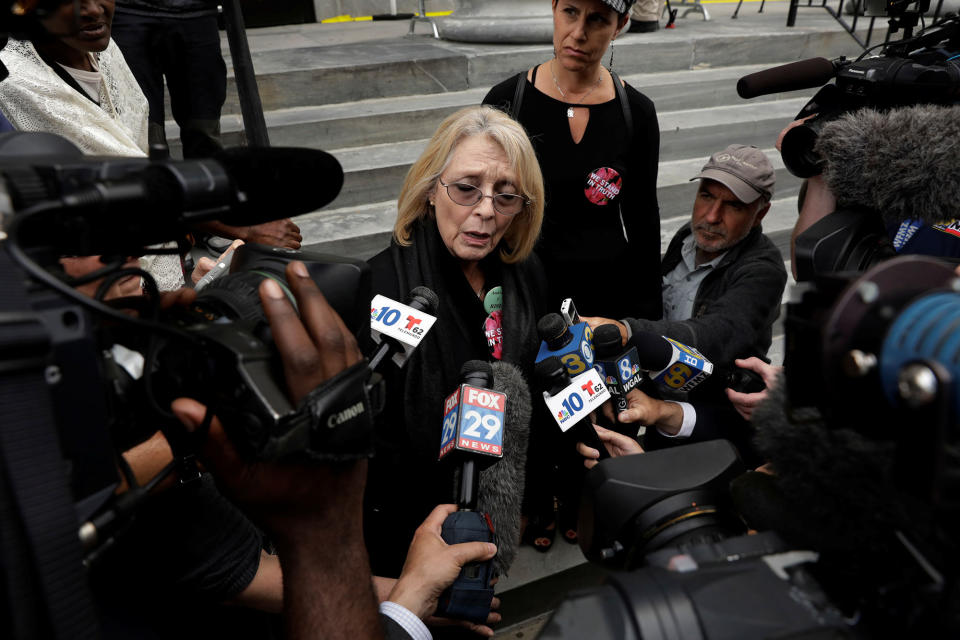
[785, 0, 948, 49]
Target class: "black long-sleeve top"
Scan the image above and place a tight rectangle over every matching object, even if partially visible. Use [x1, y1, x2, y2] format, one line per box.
[484, 67, 663, 321]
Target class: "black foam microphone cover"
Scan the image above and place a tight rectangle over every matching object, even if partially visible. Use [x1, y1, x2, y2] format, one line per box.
[459, 360, 494, 387]
[628, 330, 674, 372]
[736, 57, 836, 99]
[592, 324, 623, 359]
[534, 355, 569, 389]
[409, 286, 439, 315]
[213, 146, 344, 224]
[478, 361, 531, 576]
[537, 313, 571, 349]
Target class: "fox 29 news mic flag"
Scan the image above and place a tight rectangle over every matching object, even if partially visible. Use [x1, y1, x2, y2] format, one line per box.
[439, 372, 506, 462]
[435, 361, 501, 625]
[535, 313, 596, 376]
[369, 290, 438, 368]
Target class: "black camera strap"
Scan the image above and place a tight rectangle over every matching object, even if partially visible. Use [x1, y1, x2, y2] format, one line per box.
[274, 360, 381, 462]
[0, 246, 100, 639]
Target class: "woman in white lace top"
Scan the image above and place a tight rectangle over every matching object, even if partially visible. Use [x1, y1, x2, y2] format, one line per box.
[0, 0, 183, 290]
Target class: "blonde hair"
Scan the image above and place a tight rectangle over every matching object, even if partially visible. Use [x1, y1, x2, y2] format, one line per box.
[393, 106, 545, 263]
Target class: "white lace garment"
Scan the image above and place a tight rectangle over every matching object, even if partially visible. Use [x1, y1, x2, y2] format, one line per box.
[0, 38, 185, 291]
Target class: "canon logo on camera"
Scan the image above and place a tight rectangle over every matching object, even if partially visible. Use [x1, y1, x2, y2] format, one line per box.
[327, 401, 365, 428]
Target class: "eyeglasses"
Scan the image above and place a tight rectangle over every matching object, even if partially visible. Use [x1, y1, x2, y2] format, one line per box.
[438, 179, 528, 216]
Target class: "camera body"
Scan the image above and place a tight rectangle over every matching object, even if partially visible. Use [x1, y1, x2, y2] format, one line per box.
[780, 17, 960, 179]
[546, 256, 960, 639]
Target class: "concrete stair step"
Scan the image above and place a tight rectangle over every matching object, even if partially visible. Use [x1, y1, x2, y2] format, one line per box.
[306, 96, 808, 212]
[165, 64, 812, 154]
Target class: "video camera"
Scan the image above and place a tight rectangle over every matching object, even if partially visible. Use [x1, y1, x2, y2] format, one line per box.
[736, 13, 960, 280]
[0, 132, 377, 573]
[739, 14, 960, 179]
[539, 255, 959, 639]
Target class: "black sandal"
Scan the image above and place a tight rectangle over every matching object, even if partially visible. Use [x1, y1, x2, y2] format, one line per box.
[558, 500, 579, 545]
[522, 511, 557, 553]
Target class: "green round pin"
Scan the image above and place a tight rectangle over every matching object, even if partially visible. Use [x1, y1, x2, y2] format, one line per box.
[483, 285, 503, 314]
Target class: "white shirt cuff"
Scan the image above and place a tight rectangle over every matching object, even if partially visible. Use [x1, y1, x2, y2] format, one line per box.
[657, 401, 696, 438]
[619, 319, 633, 340]
[380, 601, 433, 640]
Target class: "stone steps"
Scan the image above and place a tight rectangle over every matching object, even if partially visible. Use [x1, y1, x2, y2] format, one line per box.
[210, 23, 856, 114]
[302, 88, 807, 215]
[166, 63, 812, 153]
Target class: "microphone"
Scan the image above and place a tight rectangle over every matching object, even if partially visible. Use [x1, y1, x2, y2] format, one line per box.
[815, 104, 960, 227]
[212, 146, 344, 225]
[736, 57, 837, 99]
[629, 331, 714, 392]
[368, 287, 439, 371]
[478, 361, 531, 576]
[11, 145, 344, 255]
[536, 356, 611, 459]
[592, 324, 643, 416]
[436, 361, 502, 624]
[535, 313, 596, 377]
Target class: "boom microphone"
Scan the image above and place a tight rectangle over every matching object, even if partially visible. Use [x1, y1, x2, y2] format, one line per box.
[3, 137, 344, 254]
[814, 104, 960, 226]
[736, 57, 837, 99]
[212, 146, 344, 224]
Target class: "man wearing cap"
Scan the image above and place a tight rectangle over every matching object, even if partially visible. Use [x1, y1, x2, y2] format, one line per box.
[582, 144, 786, 461]
[585, 144, 787, 370]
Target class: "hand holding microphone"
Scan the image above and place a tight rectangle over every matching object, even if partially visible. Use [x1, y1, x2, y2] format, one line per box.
[434, 361, 504, 624]
[389, 504, 499, 630]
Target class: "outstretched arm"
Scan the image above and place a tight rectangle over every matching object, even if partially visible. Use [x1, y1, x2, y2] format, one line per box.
[172, 261, 380, 640]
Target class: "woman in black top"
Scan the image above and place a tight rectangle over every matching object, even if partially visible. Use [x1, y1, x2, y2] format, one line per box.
[364, 106, 548, 578]
[484, 0, 662, 551]
[483, 0, 662, 322]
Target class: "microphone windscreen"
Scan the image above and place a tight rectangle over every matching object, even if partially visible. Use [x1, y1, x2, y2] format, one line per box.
[736, 57, 835, 99]
[537, 313, 568, 343]
[814, 105, 960, 226]
[628, 330, 674, 371]
[479, 361, 531, 576]
[213, 146, 344, 224]
[592, 324, 623, 358]
[408, 286, 439, 315]
[534, 355, 567, 385]
[459, 359, 493, 382]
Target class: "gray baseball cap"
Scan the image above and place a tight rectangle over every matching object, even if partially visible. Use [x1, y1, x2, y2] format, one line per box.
[601, 0, 636, 14]
[692, 144, 775, 203]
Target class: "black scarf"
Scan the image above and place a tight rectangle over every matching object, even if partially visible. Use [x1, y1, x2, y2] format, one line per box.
[388, 219, 544, 461]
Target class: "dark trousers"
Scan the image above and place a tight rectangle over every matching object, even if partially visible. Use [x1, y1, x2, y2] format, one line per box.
[112, 11, 227, 158]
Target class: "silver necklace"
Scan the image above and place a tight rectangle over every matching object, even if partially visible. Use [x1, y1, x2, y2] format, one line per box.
[551, 59, 602, 118]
